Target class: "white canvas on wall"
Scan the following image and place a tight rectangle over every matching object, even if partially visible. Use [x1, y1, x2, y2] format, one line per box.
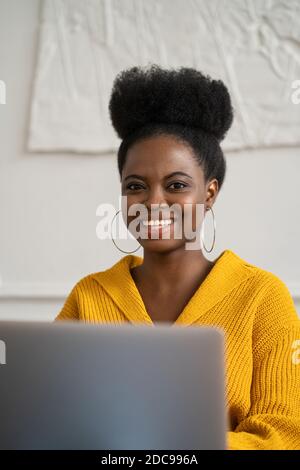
[28, 0, 300, 153]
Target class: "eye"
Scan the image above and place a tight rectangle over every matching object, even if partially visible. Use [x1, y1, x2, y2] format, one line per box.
[126, 183, 145, 191]
[168, 181, 188, 190]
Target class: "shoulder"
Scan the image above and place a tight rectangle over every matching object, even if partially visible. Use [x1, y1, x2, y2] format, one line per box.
[247, 254, 297, 315]
[69, 254, 143, 295]
[252, 267, 299, 329]
[69, 270, 110, 296]
[228, 250, 295, 302]
[227, 250, 299, 345]
[249, 267, 299, 355]
[243, 257, 296, 311]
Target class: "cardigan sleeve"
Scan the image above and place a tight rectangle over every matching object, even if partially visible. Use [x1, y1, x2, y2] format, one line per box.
[228, 274, 300, 450]
[228, 325, 300, 450]
[54, 284, 80, 321]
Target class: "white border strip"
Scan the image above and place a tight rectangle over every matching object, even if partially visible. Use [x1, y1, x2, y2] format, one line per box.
[0, 283, 74, 300]
[0, 281, 299, 301]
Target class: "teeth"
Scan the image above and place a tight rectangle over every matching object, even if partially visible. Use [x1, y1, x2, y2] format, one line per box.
[142, 219, 173, 226]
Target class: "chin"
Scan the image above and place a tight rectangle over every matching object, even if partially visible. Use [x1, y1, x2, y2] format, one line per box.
[138, 237, 186, 254]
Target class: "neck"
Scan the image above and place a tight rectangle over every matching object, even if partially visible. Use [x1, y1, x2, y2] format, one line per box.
[134, 247, 214, 294]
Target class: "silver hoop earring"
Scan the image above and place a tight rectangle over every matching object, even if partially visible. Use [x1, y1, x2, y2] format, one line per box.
[110, 209, 141, 254]
[200, 206, 216, 253]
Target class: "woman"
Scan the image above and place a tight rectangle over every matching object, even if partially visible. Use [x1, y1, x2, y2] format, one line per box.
[55, 65, 300, 450]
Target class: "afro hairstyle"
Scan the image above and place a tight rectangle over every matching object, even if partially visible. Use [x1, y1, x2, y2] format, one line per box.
[108, 64, 234, 189]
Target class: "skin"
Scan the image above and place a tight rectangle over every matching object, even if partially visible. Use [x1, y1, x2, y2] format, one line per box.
[121, 134, 219, 324]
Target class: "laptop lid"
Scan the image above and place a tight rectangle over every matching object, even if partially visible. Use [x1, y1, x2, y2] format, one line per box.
[0, 321, 227, 450]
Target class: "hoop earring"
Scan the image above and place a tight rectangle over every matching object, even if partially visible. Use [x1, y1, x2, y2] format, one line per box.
[110, 209, 141, 254]
[200, 206, 216, 253]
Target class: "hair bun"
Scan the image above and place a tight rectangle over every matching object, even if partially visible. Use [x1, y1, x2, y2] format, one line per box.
[109, 64, 233, 142]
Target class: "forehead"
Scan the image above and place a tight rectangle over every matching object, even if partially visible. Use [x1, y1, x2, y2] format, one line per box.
[123, 134, 202, 177]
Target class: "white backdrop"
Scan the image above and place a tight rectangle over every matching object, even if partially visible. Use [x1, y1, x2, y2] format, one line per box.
[0, 0, 299, 321]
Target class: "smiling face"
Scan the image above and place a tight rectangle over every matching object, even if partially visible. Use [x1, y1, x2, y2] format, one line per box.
[121, 134, 218, 254]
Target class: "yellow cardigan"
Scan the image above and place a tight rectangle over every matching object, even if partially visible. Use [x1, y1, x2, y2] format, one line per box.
[55, 249, 300, 450]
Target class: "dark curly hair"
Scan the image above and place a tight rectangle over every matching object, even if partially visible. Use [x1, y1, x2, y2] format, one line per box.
[108, 64, 234, 190]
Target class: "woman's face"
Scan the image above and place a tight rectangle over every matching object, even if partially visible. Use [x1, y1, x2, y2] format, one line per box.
[121, 134, 218, 254]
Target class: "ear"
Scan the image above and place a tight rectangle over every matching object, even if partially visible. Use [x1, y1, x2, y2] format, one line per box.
[205, 179, 219, 209]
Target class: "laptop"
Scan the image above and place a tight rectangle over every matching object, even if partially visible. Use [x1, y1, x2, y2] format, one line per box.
[0, 321, 227, 450]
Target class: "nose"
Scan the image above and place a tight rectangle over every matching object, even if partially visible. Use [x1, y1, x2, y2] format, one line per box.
[143, 186, 170, 217]
[144, 186, 172, 219]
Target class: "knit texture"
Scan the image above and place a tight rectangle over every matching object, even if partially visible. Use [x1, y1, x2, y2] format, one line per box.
[55, 249, 300, 450]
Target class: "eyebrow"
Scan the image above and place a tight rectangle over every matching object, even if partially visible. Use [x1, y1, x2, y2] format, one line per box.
[123, 171, 193, 182]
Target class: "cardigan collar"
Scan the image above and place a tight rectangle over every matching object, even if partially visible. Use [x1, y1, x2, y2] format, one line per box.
[91, 249, 256, 327]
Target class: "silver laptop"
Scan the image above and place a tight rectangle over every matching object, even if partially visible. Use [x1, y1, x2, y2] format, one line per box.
[0, 321, 227, 450]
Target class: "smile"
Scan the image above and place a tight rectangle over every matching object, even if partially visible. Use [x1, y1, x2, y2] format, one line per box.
[142, 219, 173, 227]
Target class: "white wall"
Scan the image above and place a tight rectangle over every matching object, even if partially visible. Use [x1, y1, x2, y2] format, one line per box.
[0, 0, 299, 321]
